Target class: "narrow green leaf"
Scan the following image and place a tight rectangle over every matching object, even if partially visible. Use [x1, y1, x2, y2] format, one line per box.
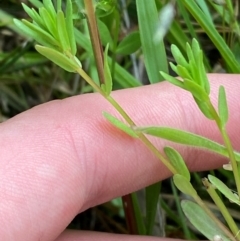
[194, 97, 215, 120]
[186, 42, 195, 66]
[169, 62, 178, 74]
[173, 174, 197, 197]
[131, 193, 146, 235]
[57, 0, 62, 12]
[208, 175, 239, 205]
[171, 180, 193, 239]
[136, 0, 168, 83]
[191, 38, 201, 60]
[57, 10, 71, 52]
[103, 112, 138, 138]
[43, 0, 56, 20]
[146, 182, 161, 235]
[160, 71, 185, 89]
[39, 7, 57, 38]
[218, 86, 228, 126]
[176, 65, 192, 80]
[35, 45, 79, 72]
[13, 19, 59, 48]
[22, 3, 39, 23]
[101, 44, 112, 96]
[182, 200, 231, 241]
[137, 126, 240, 161]
[171, 44, 189, 68]
[31, 8, 47, 29]
[183, 1, 240, 73]
[164, 147, 190, 181]
[184, 79, 209, 101]
[28, 0, 43, 8]
[176, 1, 197, 40]
[196, 52, 210, 94]
[116, 31, 141, 55]
[66, 0, 76, 55]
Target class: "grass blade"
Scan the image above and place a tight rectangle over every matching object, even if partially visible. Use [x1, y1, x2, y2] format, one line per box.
[145, 182, 161, 235]
[136, 0, 168, 83]
[183, 0, 240, 73]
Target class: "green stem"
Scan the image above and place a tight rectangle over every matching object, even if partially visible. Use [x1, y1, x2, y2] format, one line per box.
[220, 126, 240, 197]
[203, 178, 239, 240]
[77, 67, 177, 175]
[208, 101, 240, 197]
[77, 67, 104, 95]
[107, 95, 177, 174]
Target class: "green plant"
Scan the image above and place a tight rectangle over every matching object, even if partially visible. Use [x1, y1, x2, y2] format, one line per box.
[13, 0, 240, 240]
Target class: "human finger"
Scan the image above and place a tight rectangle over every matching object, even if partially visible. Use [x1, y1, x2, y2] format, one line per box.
[0, 74, 239, 240]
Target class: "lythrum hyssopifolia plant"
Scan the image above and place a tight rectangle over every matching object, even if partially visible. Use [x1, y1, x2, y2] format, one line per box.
[14, 0, 240, 240]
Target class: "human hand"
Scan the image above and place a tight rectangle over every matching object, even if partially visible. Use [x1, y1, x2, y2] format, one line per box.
[1, 74, 240, 241]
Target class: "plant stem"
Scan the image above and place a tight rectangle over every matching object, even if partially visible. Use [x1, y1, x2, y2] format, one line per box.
[76, 67, 104, 94]
[77, 67, 177, 175]
[107, 95, 177, 174]
[220, 127, 240, 196]
[83, 0, 105, 85]
[203, 178, 240, 240]
[208, 101, 240, 197]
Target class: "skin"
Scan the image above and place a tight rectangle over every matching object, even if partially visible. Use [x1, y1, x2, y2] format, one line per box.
[0, 74, 240, 241]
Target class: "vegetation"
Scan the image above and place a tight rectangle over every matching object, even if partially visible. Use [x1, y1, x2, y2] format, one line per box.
[1, 0, 240, 239]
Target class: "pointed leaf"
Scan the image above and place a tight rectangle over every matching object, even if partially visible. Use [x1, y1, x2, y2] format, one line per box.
[43, 0, 56, 20]
[35, 45, 79, 72]
[173, 174, 197, 197]
[101, 44, 112, 96]
[103, 112, 138, 138]
[39, 7, 57, 38]
[57, 0, 62, 12]
[194, 97, 214, 120]
[28, 0, 43, 8]
[184, 79, 209, 101]
[164, 147, 190, 181]
[191, 38, 201, 61]
[176, 65, 192, 80]
[31, 8, 47, 29]
[14, 19, 59, 48]
[137, 126, 240, 161]
[171, 44, 189, 68]
[116, 31, 141, 55]
[57, 10, 71, 52]
[199, 61, 210, 94]
[218, 86, 228, 126]
[22, 3, 40, 24]
[208, 175, 239, 204]
[169, 62, 178, 74]
[160, 71, 185, 89]
[182, 200, 231, 241]
[146, 182, 161, 235]
[186, 41, 195, 65]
